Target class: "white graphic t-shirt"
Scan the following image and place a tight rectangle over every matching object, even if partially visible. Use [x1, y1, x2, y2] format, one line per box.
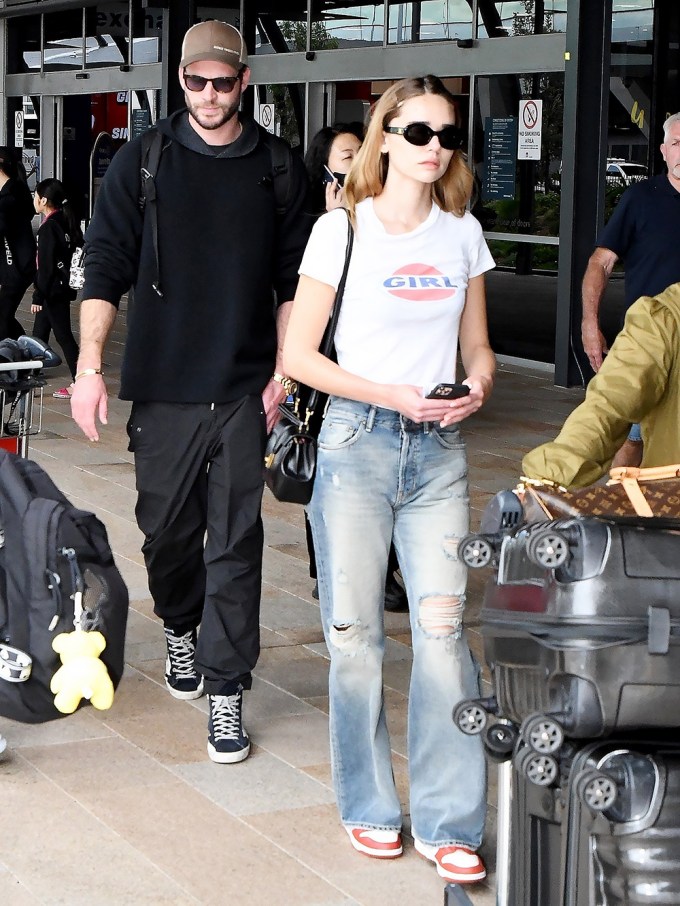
[299, 198, 495, 390]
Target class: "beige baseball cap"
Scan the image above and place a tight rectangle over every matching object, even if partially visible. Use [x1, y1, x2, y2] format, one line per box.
[180, 20, 248, 70]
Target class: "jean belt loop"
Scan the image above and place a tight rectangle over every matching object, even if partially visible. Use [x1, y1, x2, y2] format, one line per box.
[423, 420, 431, 435]
[366, 405, 377, 433]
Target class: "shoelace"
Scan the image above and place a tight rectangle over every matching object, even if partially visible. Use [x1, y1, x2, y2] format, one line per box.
[209, 694, 243, 741]
[165, 629, 197, 679]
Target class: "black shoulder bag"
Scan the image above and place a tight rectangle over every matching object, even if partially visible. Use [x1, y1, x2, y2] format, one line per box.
[264, 211, 354, 505]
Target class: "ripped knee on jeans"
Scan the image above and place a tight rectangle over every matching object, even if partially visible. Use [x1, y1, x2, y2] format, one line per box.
[329, 620, 367, 656]
[418, 595, 464, 638]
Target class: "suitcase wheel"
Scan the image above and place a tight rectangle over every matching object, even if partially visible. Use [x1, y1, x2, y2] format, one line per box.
[521, 714, 565, 755]
[526, 527, 570, 569]
[453, 700, 488, 735]
[483, 721, 519, 761]
[515, 747, 559, 787]
[458, 534, 495, 569]
[574, 768, 618, 812]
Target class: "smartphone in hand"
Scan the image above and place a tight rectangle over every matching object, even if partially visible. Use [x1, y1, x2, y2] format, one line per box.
[425, 383, 471, 400]
[323, 165, 346, 187]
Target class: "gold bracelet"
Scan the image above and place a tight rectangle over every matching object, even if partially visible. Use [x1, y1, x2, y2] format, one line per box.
[75, 368, 103, 381]
[272, 372, 298, 394]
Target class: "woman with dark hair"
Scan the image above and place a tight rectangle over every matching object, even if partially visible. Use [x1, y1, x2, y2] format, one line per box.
[304, 122, 363, 216]
[285, 76, 495, 882]
[0, 147, 36, 340]
[30, 178, 83, 398]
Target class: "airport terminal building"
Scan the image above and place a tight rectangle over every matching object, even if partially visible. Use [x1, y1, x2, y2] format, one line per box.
[0, 1, 677, 384]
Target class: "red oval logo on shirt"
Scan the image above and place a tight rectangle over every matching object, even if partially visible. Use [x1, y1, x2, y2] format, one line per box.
[383, 264, 458, 301]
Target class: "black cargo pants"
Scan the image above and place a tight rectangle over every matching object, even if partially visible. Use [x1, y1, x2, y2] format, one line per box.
[127, 395, 267, 693]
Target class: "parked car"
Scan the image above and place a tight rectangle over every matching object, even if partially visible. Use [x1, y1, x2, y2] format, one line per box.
[605, 159, 648, 187]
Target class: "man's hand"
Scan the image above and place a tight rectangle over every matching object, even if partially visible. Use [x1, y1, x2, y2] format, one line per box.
[30, 304, 42, 314]
[262, 379, 287, 433]
[582, 319, 608, 372]
[71, 374, 108, 442]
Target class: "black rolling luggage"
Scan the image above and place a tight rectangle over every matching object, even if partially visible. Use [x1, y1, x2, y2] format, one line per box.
[456, 511, 680, 744]
[454, 490, 680, 906]
[503, 734, 680, 906]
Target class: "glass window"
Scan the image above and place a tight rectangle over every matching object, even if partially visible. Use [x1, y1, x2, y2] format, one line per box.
[474, 71, 564, 244]
[255, 17, 307, 55]
[132, 3, 162, 65]
[43, 10, 86, 71]
[478, 1, 567, 39]
[388, 2, 473, 44]
[84, 4, 127, 70]
[255, 84, 304, 149]
[7, 15, 41, 74]
[612, 0, 653, 44]
[310, 3, 386, 49]
[608, 0, 653, 167]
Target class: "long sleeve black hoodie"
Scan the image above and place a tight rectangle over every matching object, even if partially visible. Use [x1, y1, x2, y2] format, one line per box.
[0, 178, 37, 288]
[83, 112, 312, 403]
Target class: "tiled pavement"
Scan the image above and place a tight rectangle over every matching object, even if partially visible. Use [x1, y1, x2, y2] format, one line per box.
[0, 297, 585, 905]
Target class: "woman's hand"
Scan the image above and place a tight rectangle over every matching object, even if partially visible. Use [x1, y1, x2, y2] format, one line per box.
[31, 303, 42, 314]
[325, 180, 346, 211]
[383, 379, 489, 426]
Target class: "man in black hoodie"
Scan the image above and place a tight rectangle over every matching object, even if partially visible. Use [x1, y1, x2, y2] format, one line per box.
[71, 21, 311, 764]
[0, 147, 37, 340]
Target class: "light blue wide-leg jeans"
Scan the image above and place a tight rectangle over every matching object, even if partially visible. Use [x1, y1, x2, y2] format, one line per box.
[307, 398, 486, 848]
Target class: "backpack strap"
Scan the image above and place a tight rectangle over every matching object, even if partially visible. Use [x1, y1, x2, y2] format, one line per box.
[260, 130, 294, 216]
[139, 128, 166, 298]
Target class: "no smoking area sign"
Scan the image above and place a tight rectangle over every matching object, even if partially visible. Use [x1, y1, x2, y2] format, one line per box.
[518, 99, 542, 160]
[259, 103, 275, 134]
[14, 110, 24, 148]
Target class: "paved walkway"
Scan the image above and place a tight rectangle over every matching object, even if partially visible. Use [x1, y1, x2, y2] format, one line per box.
[0, 297, 584, 905]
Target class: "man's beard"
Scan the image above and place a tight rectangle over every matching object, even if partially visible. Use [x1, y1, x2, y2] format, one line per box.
[186, 94, 240, 131]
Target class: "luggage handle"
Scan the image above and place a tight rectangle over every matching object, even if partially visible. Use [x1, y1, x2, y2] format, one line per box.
[648, 606, 671, 655]
[527, 607, 673, 654]
[528, 630, 646, 651]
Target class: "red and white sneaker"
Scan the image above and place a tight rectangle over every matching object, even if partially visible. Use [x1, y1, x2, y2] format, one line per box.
[414, 838, 486, 883]
[346, 827, 403, 859]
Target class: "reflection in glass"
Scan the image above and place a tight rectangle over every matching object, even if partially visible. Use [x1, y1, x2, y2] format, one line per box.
[388, 2, 473, 44]
[43, 11, 87, 71]
[257, 84, 304, 149]
[612, 0, 653, 45]
[609, 0, 653, 164]
[310, 4, 385, 49]
[255, 18, 302, 55]
[475, 72, 564, 243]
[132, 4, 162, 65]
[7, 16, 41, 74]
[478, 1, 567, 39]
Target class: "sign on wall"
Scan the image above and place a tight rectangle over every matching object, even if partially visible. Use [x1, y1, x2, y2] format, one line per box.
[483, 117, 517, 200]
[517, 99, 543, 161]
[258, 103, 276, 135]
[14, 111, 24, 148]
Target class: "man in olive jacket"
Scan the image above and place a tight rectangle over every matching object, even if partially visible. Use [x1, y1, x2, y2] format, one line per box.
[523, 282, 680, 488]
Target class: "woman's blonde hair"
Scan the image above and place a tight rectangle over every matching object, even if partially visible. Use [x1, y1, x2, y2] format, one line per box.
[344, 75, 473, 223]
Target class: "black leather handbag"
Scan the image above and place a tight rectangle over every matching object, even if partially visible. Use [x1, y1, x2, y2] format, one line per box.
[264, 212, 354, 505]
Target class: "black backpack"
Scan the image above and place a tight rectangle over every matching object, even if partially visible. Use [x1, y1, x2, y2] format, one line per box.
[0, 451, 129, 723]
[139, 126, 294, 298]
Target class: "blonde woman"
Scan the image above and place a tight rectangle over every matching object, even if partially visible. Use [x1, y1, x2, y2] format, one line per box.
[283, 76, 495, 884]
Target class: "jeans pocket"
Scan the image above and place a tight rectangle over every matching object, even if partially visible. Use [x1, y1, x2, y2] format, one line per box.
[318, 415, 365, 451]
[431, 425, 464, 451]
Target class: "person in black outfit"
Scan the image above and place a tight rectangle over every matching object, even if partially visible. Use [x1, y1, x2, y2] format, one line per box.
[30, 178, 83, 398]
[0, 147, 36, 340]
[71, 21, 311, 764]
[303, 124, 408, 611]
